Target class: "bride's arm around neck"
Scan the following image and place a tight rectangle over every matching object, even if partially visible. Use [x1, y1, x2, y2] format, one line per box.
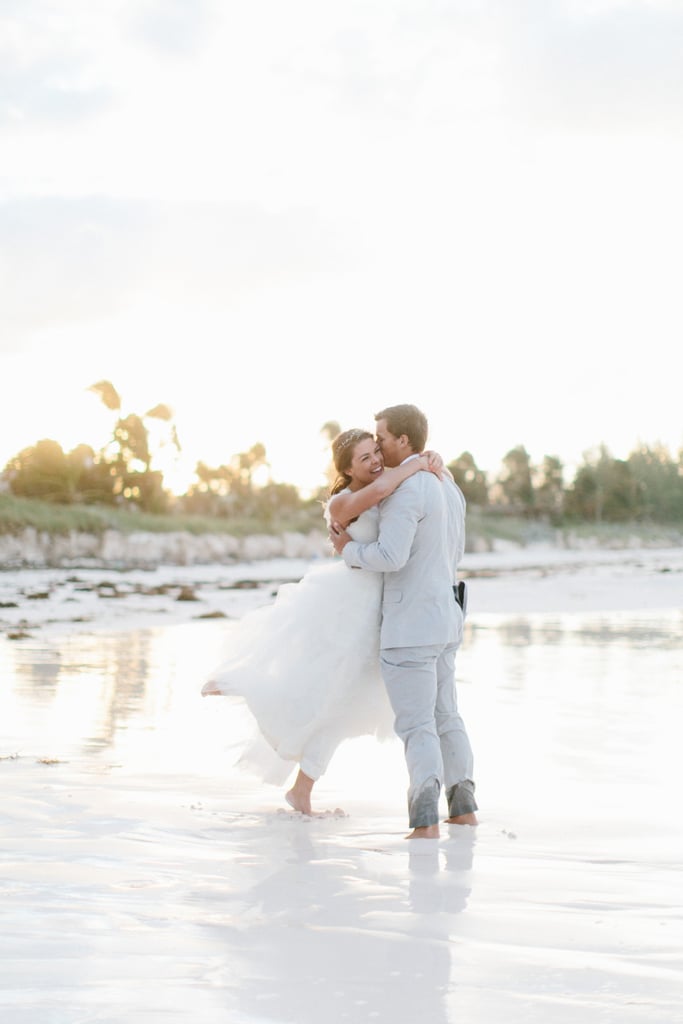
[327, 455, 430, 528]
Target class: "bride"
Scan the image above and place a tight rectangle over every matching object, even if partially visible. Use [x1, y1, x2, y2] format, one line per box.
[201, 428, 445, 814]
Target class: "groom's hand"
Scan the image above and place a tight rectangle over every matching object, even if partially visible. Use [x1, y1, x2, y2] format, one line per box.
[328, 521, 351, 554]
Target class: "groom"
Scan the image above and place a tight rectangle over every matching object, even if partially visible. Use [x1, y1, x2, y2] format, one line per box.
[329, 403, 477, 839]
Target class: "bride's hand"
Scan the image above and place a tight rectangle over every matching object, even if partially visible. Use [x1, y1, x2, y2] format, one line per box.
[423, 450, 445, 479]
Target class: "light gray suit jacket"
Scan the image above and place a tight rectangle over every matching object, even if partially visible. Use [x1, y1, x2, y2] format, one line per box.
[342, 468, 466, 650]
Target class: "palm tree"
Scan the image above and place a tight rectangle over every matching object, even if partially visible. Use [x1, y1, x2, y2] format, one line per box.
[87, 381, 181, 508]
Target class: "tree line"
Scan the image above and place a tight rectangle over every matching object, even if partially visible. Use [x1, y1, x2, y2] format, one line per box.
[2, 382, 682, 524]
[449, 445, 683, 524]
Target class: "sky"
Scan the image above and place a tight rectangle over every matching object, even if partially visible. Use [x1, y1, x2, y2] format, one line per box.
[2, 0, 682, 496]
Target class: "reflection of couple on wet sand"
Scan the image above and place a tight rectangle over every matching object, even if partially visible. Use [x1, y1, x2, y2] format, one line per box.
[202, 404, 478, 839]
[228, 823, 475, 1024]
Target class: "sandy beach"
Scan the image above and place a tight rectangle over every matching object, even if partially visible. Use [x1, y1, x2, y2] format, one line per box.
[2, 544, 682, 1023]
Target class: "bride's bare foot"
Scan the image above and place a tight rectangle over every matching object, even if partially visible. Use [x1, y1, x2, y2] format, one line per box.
[200, 683, 221, 696]
[406, 825, 440, 839]
[285, 789, 312, 814]
[285, 769, 314, 815]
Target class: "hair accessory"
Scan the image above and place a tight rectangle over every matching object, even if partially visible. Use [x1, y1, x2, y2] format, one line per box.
[335, 429, 368, 452]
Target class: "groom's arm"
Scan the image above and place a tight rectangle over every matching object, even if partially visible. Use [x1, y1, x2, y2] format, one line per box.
[332, 482, 421, 572]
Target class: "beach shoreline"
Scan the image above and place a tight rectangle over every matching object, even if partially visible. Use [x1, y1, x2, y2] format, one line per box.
[2, 542, 682, 641]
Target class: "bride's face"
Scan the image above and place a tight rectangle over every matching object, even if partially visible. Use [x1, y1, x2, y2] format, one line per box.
[348, 438, 384, 487]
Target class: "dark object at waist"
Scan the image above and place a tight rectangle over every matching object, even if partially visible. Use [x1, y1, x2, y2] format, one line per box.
[453, 581, 467, 615]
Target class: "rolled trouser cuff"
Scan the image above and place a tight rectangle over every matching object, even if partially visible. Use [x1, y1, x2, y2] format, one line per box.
[446, 780, 478, 817]
[408, 778, 440, 828]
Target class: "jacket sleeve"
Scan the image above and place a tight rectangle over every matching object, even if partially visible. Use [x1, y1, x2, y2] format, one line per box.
[342, 479, 421, 573]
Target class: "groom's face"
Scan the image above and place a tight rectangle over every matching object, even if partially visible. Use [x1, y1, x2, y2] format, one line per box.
[375, 418, 403, 468]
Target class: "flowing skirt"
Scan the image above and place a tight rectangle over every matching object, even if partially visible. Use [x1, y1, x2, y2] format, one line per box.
[202, 559, 394, 782]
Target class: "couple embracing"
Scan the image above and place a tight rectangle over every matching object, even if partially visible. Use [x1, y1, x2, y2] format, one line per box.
[202, 403, 478, 839]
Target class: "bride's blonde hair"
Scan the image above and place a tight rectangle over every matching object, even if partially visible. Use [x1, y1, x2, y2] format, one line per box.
[329, 429, 373, 495]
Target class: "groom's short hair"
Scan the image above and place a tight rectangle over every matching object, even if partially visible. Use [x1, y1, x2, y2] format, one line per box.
[375, 404, 428, 453]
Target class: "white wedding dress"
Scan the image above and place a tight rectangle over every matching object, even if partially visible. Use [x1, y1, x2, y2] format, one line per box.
[201, 499, 394, 782]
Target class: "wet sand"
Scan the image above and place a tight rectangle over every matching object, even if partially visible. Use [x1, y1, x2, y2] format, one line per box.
[1, 548, 682, 1023]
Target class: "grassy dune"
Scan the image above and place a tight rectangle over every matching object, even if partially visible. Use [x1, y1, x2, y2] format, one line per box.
[1, 493, 681, 552]
[0, 493, 323, 539]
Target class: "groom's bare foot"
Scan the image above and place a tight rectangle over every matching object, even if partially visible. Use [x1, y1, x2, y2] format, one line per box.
[445, 812, 478, 826]
[406, 825, 440, 839]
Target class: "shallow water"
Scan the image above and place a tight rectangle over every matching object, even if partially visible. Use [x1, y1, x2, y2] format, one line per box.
[1, 597, 682, 1023]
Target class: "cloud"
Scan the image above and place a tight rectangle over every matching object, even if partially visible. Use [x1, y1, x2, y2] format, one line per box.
[0, 0, 215, 129]
[0, 2, 116, 126]
[272, 0, 683, 134]
[3, 0, 682, 138]
[496, 0, 683, 132]
[0, 58, 113, 126]
[126, 0, 217, 56]
[0, 196, 349, 345]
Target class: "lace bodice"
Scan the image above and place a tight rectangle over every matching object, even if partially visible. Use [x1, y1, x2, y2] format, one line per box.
[324, 490, 380, 544]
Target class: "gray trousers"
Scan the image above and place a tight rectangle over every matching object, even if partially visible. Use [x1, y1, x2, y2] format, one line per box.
[380, 641, 476, 828]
